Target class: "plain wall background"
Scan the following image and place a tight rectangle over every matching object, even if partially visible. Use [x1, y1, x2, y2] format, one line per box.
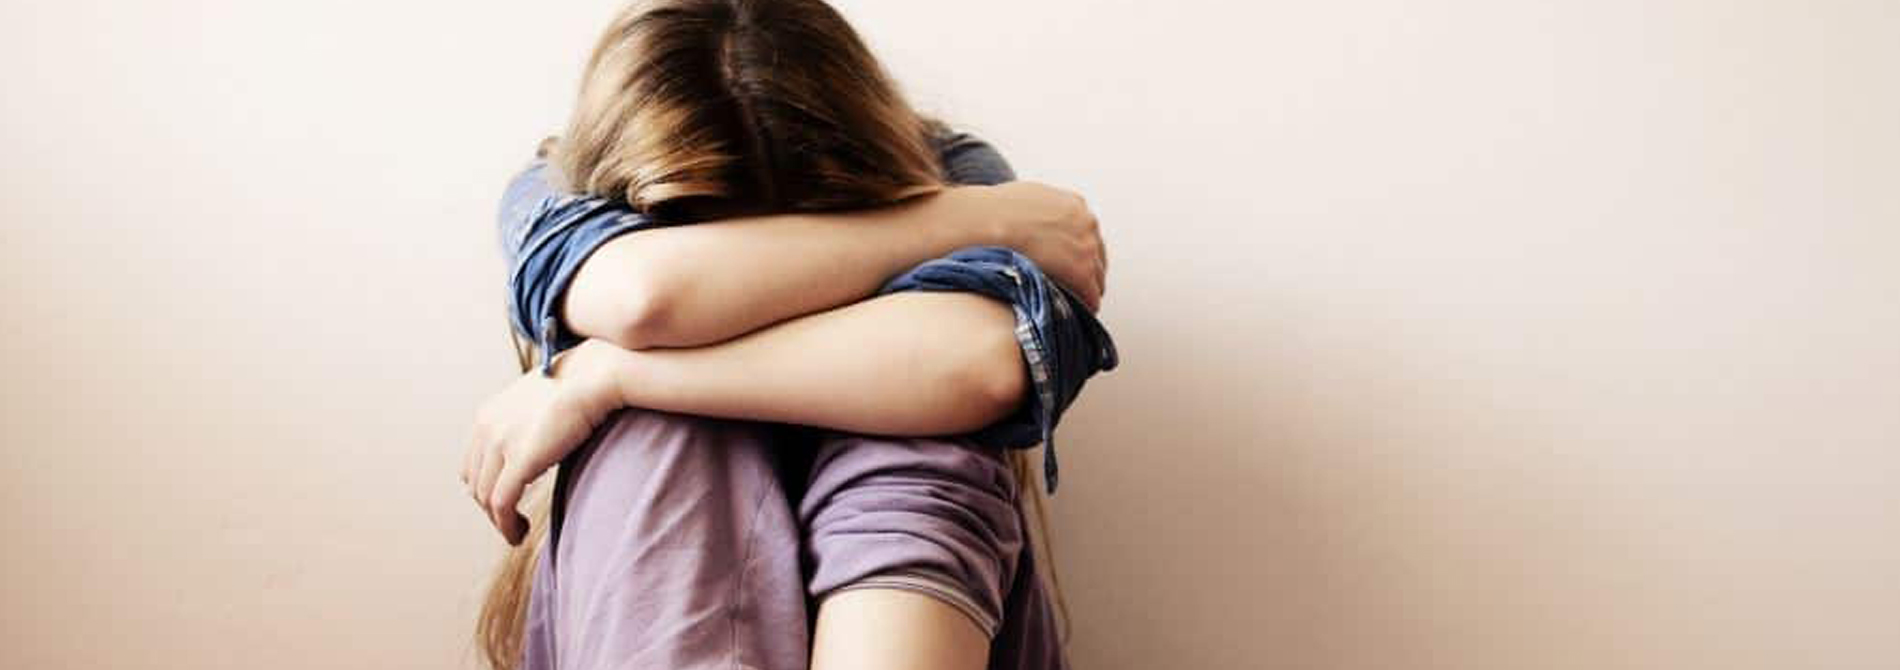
[2, 1, 1895, 668]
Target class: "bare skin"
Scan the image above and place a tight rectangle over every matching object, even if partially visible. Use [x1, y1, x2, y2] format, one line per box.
[563, 180, 1105, 349]
[466, 291, 1026, 544]
[462, 180, 1103, 670]
[813, 590, 992, 670]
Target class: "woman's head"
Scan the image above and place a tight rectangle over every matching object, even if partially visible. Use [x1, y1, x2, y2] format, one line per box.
[478, 5, 944, 667]
[554, 0, 945, 217]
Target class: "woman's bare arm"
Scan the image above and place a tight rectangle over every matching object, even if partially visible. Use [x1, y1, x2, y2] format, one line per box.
[575, 290, 1024, 434]
[469, 290, 1028, 544]
[562, 181, 1103, 349]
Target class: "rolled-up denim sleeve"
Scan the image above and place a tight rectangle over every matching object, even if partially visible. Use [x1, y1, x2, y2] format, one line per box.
[878, 247, 1119, 494]
[497, 157, 658, 375]
[913, 130, 1120, 493]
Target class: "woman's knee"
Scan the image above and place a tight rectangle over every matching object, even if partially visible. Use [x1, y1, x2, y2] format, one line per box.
[561, 408, 782, 513]
[799, 433, 1026, 640]
[542, 409, 811, 670]
[550, 408, 797, 589]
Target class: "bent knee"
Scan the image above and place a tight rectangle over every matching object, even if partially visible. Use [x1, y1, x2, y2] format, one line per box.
[571, 408, 778, 489]
[555, 409, 790, 558]
[800, 434, 1027, 638]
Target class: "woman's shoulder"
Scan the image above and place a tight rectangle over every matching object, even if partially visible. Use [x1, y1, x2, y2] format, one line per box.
[928, 125, 1016, 186]
[496, 141, 644, 269]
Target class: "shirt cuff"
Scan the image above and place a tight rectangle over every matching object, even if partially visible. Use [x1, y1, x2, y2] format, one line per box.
[876, 246, 1119, 492]
[501, 170, 656, 374]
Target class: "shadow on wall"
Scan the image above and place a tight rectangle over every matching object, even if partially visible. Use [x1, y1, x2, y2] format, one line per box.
[1049, 310, 1709, 670]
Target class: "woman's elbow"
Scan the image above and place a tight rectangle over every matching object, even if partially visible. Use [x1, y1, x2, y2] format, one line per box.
[606, 291, 675, 350]
[565, 274, 677, 350]
[959, 327, 1029, 423]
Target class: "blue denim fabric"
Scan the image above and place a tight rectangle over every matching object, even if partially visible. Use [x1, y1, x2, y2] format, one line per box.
[878, 246, 1118, 492]
[497, 129, 1119, 493]
[497, 160, 665, 373]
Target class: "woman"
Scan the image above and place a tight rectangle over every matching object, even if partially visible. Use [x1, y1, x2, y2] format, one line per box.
[461, 1, 1118, 668]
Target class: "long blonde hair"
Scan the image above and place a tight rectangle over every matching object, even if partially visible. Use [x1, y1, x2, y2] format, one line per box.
[477, 2, 1066, 667]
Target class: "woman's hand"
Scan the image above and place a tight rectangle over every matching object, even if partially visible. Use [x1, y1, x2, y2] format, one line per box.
[461, 341, 628, 545]
[974, 181, 1108, 311]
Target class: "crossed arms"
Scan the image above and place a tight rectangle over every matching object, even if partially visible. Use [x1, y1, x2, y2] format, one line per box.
[465, 133, 1110, 543]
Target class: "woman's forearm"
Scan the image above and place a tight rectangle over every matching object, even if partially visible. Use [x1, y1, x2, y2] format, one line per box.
[560, 291, 1026, 435]
[562, 187, 1006, 349]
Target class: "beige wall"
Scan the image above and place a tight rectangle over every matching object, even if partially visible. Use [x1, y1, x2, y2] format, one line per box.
[2, 1, 1895, 668]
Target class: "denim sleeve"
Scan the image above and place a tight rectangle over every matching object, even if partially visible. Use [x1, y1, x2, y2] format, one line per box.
[896, 130, 1120, 494]
[934, 128, 1017, 186]
[878, 246, 1119, 494]
[497, 157, 659, 375]
[499, 132, 1122, 496]
[498, 129, 1018, 375]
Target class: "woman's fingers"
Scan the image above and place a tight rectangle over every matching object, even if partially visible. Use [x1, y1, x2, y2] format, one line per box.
[474, 446, 507, 531]
[489, 462, 533, 545]
[465, 444, 488, 505]
[1093, 218, 1108, 307]
[1099, 240, 1109, 289]
[463, 422, 532, 545]
[492, 414, 574, 544]
[461, 427, 482, 487]
[1078, 251, 1104, 312]
[1097, 254, 1108, 307]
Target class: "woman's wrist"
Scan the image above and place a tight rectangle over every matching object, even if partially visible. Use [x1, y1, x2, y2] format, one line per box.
[551, 339, 643, 417]
[927, 185, 1017, 251]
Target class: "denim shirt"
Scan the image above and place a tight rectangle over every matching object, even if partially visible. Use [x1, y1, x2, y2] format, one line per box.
[497, 130, 1118, 493]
